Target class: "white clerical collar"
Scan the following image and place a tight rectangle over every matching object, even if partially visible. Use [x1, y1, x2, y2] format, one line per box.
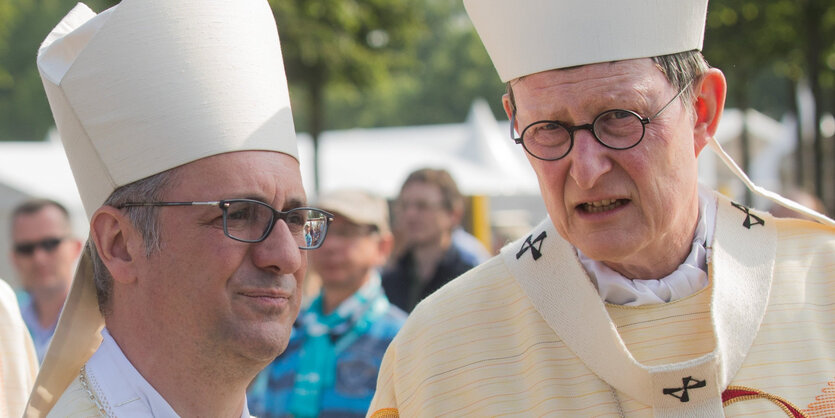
[579, 185, 717, 305]
[84, 328, 251, 417]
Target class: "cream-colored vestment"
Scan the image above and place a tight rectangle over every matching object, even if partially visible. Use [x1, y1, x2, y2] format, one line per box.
[369, 192, 835, 417]
[0, 279, 38, 418]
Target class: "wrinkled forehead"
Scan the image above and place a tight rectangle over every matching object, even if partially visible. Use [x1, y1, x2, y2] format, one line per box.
[510, 58, 670, 107]
[512, 58, 665, 92]
[165, 150, 304, 202]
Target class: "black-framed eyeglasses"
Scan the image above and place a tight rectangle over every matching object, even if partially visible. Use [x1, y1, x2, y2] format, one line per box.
[510, 79, 694, 161]
[14, 237, 66, 256]
[118, 199, 334, 250]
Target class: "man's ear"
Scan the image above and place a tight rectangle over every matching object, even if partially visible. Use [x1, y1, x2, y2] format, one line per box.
[502, 93, 517, 136]
[692, 68, 727, 157]
[502, 93, 513, 120]
[375, 233, 395, 267]
[89, 206, 141, 284]
[69, 237, 84, 258]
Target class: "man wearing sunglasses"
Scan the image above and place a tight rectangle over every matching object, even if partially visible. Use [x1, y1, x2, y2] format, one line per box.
[25, 0, 331, 416]
[370, 1, 835, 416]
[10, 199, 82, 363]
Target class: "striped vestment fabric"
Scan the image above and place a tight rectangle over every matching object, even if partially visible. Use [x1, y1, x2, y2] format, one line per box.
[369, 194, 834, 417]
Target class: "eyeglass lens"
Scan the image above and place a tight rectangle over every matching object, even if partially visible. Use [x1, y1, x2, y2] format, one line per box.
[521, 110, 645, 160]
[14, 237, 64, 255]
[222, 200, 329, 249]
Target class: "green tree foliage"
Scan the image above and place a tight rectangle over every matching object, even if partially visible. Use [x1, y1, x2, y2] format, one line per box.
[269, 0, 427, 191]
[705, 0, 835, 203]
[322, 0, 505, 129]
[0, 0, 112, 141]
[705, 0, 797, 116]
[272, 0, 505, 191]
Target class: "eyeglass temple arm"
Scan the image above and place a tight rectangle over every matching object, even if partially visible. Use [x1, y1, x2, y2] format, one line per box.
[119, 201, 221, 208]
[510, 112, 522, 143]
[649, 79, 694, 120]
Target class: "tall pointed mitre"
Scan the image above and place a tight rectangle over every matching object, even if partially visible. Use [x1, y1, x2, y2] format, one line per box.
[463, 0, 834, 226]
[27, 0, 298, 414]
[463, 0, 708, 83]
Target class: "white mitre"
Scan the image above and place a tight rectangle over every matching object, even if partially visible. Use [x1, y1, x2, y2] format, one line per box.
[463, 0, 708, 83]
[27, 0, 298, 414]
[463, 0, 834, 225]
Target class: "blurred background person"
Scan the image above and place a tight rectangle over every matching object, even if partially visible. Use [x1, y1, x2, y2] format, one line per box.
[9, 198, 82, 363]
[248, 189, 405, 418]
[383, 168, 481, 313]
[452, 226, 492, 263]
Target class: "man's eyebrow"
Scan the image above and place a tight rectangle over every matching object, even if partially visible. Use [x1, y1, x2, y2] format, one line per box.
[283, 197, 307, 211]
[239, 196, 306, 210]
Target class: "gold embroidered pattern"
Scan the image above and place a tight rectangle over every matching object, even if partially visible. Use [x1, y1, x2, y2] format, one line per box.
[370, 407, 400, 418]
[722, 385, 808, 418]
[79, 365, 110, 417]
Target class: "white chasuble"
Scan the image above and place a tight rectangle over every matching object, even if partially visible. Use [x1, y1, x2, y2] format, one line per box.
[369, 191, 835, 417]
[0, 279, 38, 418]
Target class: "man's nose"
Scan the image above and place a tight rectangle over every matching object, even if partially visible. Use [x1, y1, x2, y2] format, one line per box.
[567, 129, 613, 190]
[31, 246, 54, 262]
[250, 220, 303, 274]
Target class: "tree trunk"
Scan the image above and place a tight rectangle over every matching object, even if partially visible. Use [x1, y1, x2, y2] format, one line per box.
[307, 76, 325, 196]
[788, 81, 804, 188]
[736, 77, 752, 206]
[802, 0, 823, 200]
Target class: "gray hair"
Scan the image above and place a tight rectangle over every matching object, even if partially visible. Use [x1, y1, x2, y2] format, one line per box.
[650, 50, 710, 116]
[506, 50, 710, 117]
[89, 168, 179, 315]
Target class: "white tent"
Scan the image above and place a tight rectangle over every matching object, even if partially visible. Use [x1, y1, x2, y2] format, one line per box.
[299, 98, 540, 198]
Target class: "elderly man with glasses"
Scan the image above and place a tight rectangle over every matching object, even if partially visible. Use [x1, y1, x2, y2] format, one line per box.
[25, 0, 332, 416]
[370, 1, 835, 416]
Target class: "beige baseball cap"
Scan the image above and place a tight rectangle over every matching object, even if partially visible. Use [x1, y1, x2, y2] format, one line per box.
[463, 0, 708, 82]
[28, 0, 298, 414]
[316, 189, 391, 235]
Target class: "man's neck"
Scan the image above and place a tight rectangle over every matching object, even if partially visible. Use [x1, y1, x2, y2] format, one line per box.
[31, 287, 69, 329]
[322, 274, 371, 315]
[602, 202, 701, 280]
[411, 234, 452, 283]
[106, 317, 254, 417]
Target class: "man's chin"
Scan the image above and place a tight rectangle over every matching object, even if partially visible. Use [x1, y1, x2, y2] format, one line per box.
[575, 239, 635, 265]
[237, 324, 293, 363]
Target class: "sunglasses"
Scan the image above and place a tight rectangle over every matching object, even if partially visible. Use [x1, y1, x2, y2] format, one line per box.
[14, 237, 65, 256]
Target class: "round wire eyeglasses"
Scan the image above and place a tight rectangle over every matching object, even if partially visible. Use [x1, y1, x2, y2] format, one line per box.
[510, 79, 694, 161]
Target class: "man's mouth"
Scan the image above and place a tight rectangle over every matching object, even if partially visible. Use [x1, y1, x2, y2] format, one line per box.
[578, 198, 628, 214]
